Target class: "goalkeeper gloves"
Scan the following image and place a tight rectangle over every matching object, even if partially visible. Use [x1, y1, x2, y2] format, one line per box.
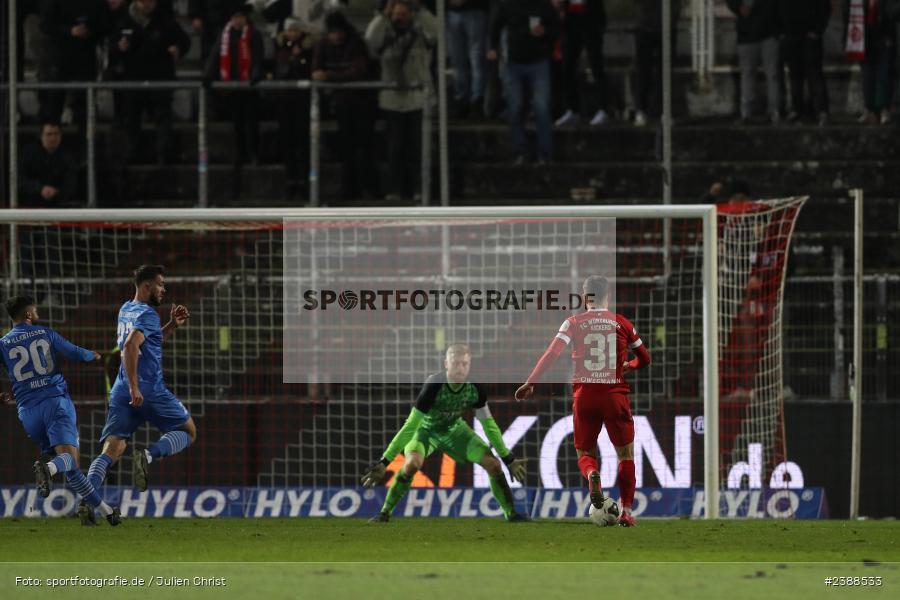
[502, 453, 528, 483]
[360, 458, 389, 487]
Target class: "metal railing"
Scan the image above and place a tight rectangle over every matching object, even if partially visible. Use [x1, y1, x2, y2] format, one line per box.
[691, 0, 716, 83]
[5, 79, 430, 208]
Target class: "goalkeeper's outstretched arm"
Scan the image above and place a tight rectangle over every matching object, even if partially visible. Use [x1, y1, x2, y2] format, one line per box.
[382, 407, 425, 464]
[475, 402, 527, 483]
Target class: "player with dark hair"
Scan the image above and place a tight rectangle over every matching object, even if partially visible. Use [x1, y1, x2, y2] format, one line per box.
[362, 343, 529, 522]
[85, 265, 194, 506]
[516, 276, 651, 527]
[0, 296, 121, 525]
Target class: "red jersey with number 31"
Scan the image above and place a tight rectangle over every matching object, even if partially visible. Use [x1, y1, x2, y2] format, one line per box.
[555, 308, 643, 396]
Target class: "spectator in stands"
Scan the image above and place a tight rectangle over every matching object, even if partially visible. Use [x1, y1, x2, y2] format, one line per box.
[260, 0, 341, 32]
[103, 0, 131, 126]
[109, 0, 191, 165]
[550, 1, 567, 120]
[40, 0, 111, 129]
[632, 0, 680, 127]
[16, 0, 44, 122]
[555, 0, 609, 128]
[488, 0, 560, 165]
[15, 0, 36, 84]
[273, 18, 316, 200]
[314, 11, 382, 202]
[106, 0, 130, 24]
[447, 0, 489, 119]
[780, 0, 831, 126]
[204, 3, 265, 172]
[845, 0, 900, 125]
[483, 0, 506, 120]
[190, 0, 246, 59]
[18, 122, 78, 208]
[726, 0, 782, 124]
[366, 0, 438, 202]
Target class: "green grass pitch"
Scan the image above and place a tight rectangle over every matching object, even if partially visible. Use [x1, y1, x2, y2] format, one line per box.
[1, 518, 897, 599]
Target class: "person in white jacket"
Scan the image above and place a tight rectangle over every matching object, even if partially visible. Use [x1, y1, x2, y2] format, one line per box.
[366, 0, 437, 201]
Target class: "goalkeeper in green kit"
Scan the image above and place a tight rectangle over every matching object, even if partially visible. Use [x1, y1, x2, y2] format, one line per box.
[362, 344, 529, 522]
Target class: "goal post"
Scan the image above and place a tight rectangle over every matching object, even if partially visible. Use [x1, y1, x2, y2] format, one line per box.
[0, 203, 807, 519]
[702, 206, 719, 518]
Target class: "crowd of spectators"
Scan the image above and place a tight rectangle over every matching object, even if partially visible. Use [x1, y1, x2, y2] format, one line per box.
[11, 0, 900, 204]
[727, 0, 900, 126]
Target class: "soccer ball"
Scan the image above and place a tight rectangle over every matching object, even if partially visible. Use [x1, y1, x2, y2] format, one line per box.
[588, 498, 620, 527]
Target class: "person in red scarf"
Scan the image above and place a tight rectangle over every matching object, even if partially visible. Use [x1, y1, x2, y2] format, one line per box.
[845, 0, 900, 125]
[204, 3, 265, 181]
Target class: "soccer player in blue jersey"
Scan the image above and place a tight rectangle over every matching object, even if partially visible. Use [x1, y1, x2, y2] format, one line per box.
[85, 265, 195, 496]
[0, 296, 121, 525]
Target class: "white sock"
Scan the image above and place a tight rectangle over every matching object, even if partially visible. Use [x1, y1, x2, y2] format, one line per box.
[47, 463, 58, 476]
[97, 502, 113, 517]
[145, 449, 153, 464]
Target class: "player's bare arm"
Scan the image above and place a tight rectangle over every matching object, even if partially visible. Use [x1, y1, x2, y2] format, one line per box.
[516, 331, 567, 401]
[122, 328, 146, 406]
[163, 303, 190, 340]
[514, 383, 534, 401]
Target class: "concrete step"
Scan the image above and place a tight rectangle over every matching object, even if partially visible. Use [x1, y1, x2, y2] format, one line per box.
[94, 161, 900, 205]
[20, 117, 900, 168]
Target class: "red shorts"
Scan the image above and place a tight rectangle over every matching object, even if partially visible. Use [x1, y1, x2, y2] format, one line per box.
[572, 391, 635, 450]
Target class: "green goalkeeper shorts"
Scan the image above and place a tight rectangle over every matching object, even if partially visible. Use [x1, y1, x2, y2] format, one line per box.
[404, 420, 490, 465]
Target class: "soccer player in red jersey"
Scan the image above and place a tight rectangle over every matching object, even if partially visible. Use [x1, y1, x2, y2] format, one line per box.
[516, 276, 651, 526]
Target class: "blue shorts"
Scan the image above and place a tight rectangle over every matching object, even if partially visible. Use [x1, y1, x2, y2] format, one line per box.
[100, 388, 190, 442]
[18, 395, 80, 454]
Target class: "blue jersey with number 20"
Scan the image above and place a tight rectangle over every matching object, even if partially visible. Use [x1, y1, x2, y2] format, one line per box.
[111, 300, 165, 396]
[0, 323, 94, 412]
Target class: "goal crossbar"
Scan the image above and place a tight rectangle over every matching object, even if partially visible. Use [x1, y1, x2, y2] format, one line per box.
[0, 206, 716, 222]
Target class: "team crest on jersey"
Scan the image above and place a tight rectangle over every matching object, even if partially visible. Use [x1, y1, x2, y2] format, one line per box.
[579, 319, 618, 331]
